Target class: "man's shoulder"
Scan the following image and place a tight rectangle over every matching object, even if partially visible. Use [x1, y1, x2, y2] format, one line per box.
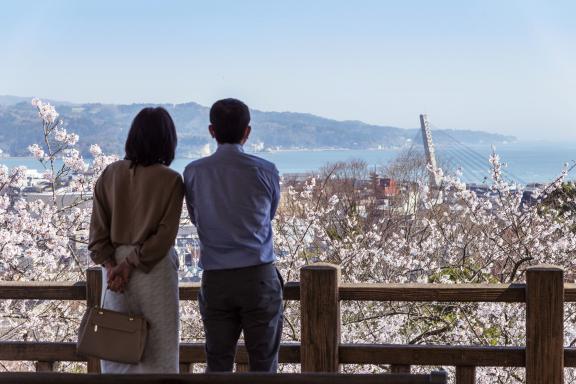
[243, 153, 278, 175]
[184, 156, 213, 174]
[183, 151, 278, 178]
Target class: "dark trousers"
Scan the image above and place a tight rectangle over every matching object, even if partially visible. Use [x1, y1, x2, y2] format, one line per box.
[198, 263, 284, 372]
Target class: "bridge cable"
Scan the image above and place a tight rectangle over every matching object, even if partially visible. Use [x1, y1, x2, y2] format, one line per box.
[430, 125, 527, 185]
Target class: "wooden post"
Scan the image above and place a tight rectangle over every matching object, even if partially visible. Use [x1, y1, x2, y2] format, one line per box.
[455, 366, 475, 384]
[390, 364, 410, 373]
[300, 263, 340, 372]
[526, 264, 564, 384]
[235, 363, 250, 372]
[86, 267, 103, 374]
[235, 343, 250, 372]
[35, 361, 55, 372]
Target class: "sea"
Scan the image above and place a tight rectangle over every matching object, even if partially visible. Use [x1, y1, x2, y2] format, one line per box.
[2, 141, 575, 185]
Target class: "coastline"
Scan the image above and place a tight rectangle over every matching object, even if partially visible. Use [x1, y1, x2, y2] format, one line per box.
[2, 142, 575, 184]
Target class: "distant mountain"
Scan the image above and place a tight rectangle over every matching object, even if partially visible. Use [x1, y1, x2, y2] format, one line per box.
[0, 95, 72, 107]
[0, 96, 32, 106]
[0, 96, 516, 157]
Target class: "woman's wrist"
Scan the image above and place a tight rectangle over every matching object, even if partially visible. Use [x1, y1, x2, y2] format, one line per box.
[123, 259, 135, 270]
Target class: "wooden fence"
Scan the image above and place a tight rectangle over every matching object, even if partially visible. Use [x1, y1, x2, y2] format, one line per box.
[1, 263, 575, 384]
[0, 372, 449, 384]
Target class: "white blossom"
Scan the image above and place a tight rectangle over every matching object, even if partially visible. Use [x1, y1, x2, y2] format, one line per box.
[89, 144, 102, 157]
[54, 128, 67, 142]
[27, 144, 46, 160]
[63, 149, 87, 173]
[33, 99, 59, 124]
[1, 98, 575, 382]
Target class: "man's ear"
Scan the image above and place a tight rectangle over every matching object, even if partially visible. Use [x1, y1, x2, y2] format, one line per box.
[241, 126, 251, 144]
[208, 125, 216, 139]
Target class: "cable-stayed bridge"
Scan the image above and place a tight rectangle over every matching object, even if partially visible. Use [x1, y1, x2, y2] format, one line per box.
[409, 114, 528, 186]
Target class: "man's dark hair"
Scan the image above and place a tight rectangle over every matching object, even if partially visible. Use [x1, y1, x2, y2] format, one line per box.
[209, 98, 251, 144]
[125, 107, 177, 167]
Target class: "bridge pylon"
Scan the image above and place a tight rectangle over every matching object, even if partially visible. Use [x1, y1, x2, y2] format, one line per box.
[419, 114, 441, 188]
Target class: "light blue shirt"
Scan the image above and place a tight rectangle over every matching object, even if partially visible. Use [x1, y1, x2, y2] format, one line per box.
[183, 144, 280, 271]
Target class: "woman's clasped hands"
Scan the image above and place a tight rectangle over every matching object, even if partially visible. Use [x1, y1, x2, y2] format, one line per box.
[104, 260, 134, 293]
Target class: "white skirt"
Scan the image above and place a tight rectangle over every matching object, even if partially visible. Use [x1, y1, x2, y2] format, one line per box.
[100, 245, 180, 373]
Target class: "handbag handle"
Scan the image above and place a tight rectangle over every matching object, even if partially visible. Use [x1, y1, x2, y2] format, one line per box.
[100, 279, 137, 318]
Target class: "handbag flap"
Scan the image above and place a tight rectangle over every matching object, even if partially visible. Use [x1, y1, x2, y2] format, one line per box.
[89, 308, 147, 333]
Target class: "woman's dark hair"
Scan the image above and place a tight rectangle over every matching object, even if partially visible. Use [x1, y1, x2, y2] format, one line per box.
[124, 107, 177, 167]
[209, 98, 250, 144]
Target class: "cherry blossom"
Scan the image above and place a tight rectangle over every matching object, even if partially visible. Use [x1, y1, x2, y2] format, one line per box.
[1, 99, 575, 382]
[1, 100, 118, 372]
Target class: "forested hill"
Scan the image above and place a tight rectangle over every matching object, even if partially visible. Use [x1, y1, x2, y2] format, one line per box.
[0, 98, 515, 157]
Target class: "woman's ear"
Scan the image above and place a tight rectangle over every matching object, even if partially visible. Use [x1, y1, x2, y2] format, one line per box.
[208, 125, 216, 139]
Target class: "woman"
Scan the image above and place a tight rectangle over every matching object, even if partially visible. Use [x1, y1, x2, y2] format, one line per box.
[88, 107, 184, 373]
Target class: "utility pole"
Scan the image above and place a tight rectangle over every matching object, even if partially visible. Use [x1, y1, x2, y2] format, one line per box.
[419, 114, 441, 188]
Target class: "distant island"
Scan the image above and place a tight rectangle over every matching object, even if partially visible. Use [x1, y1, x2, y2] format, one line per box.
[0, 96, 515, 157]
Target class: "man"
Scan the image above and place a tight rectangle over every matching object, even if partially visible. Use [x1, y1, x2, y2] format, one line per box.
[183, 98, 283, 372]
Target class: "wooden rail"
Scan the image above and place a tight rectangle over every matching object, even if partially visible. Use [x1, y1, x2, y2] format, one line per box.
[4, 341, 576, 366]
[0, 263, 573, 384]
[3, 281, 576, 302]
[0, 372, 448, 384]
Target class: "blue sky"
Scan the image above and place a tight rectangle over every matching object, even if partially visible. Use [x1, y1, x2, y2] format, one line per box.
[1, 0, 576, 141]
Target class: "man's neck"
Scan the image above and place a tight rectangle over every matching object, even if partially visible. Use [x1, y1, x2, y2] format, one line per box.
[217, 143, 244, 152]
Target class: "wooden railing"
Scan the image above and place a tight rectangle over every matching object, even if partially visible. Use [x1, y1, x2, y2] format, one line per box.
[0, 372, 448, 384]
[1, 263, 575, 384]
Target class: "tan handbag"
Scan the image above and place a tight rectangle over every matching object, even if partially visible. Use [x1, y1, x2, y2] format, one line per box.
[77, 289, 149, 364]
